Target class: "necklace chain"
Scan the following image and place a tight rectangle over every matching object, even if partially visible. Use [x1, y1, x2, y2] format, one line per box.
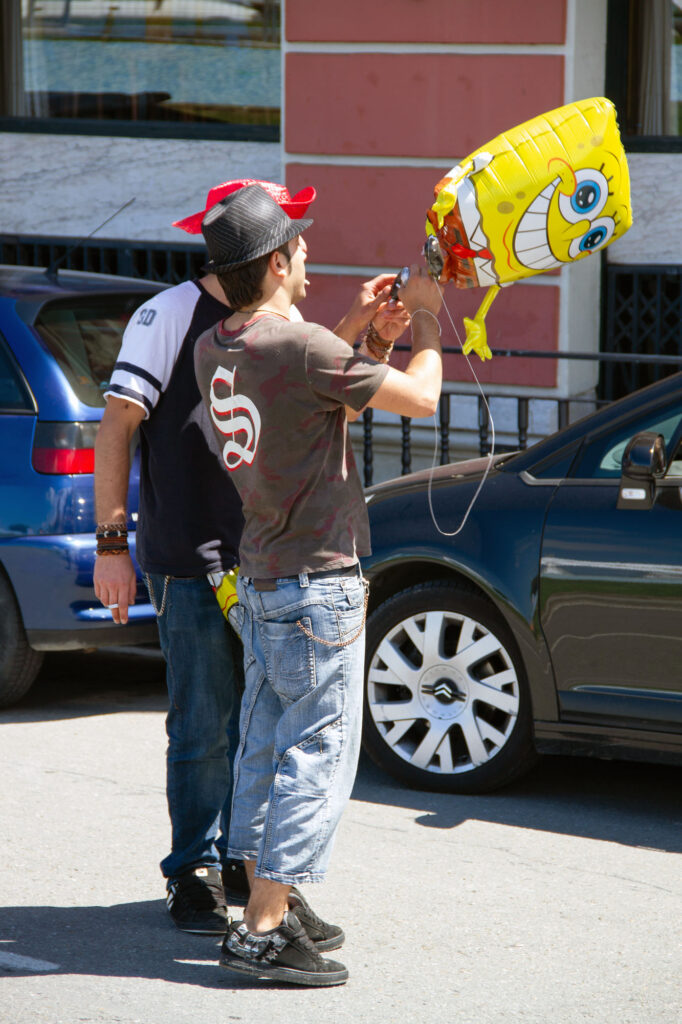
[238, 307, 290, 320]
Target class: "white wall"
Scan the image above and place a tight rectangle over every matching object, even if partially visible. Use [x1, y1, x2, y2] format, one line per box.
[607, 153, 682, 265]
[559, 0, 609, 398]
[0, 133, 281, 242]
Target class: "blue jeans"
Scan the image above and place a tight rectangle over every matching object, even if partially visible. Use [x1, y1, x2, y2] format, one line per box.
[147, 574, 242, 880]
[226, 568, 366, 885]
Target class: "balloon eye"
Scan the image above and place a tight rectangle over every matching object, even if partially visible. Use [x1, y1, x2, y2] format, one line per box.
[568, 216, 615, 259]
[580, 224, 608, 250]
[558, 168, 609, 223]
[572, 181, 601, 215]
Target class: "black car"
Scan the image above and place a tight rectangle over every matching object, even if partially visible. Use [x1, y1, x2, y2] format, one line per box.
[361, 371, 682, 793]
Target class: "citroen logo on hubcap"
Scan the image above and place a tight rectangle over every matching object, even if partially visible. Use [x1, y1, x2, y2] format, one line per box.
[419, 666, 469, 720]
[422, 678, 465, 705]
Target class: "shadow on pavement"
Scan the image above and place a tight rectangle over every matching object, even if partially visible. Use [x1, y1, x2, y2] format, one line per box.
[0, 649, 168, 724]
[3, 651, 680, 856]
[0, 900, 290, 989]
[351, 749, 682, 854]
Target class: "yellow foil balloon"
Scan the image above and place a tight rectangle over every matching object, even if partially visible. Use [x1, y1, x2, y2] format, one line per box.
[426, 96, 633, 360]
[208, 568, 239, 620]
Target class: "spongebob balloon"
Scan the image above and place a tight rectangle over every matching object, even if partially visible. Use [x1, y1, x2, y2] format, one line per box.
[426, 96, 632, 360]
[207, 568, 241, 635]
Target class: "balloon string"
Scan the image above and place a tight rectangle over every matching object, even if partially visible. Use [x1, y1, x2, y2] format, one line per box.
[426, 283, 495, 538]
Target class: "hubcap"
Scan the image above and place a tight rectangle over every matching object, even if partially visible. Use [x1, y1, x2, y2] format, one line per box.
[367, 607, 519, 775]
[419, 665, 468, 720]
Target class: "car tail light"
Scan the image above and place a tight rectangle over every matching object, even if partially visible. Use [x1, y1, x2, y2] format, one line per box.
[32, 421, 98, 475]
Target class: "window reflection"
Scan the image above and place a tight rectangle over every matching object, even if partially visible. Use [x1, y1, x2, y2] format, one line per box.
[625, 0, 681, 136]
[1, 1, 281, 129]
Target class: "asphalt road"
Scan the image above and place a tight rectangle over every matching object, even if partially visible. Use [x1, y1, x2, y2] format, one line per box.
[1, 649, 680, 1024]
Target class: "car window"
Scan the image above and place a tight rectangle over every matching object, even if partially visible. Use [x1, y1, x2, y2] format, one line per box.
[664, 426, 682, 477]
[0, 335, 34, 412]
[571, 403, 682, 479]
[33, 294, 153, 407]
[527, 445, 578, 480]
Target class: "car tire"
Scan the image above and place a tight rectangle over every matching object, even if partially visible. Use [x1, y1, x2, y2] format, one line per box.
[363, 580, 538, 793]
[0, 570, 44, 708]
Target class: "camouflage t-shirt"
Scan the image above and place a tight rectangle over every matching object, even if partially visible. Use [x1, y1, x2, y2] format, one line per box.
[194, 314, 388, 578]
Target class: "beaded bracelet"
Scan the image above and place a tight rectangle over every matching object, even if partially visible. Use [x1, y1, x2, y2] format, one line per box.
[96, 547, 130, 557]
[364, 340, 393, 363]
[364, 322, 394, 363]
[366, 322, 392, 349]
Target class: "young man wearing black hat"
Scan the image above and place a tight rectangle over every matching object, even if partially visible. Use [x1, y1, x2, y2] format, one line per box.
[93, 179, 402, 937]
[194, 184, 443, 986]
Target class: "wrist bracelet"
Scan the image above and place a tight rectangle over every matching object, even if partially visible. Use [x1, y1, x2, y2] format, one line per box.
[96, 536, 129, 552]
[96, 522, 128, 538]
[366, 322, 392, 349]
[364, 338, 393, 364]
[411, 308, 442, 336]
[96, 543, 129, 555]
[364, 322, 394, 363]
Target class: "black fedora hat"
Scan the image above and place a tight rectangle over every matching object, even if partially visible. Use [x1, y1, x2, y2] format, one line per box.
[201, 184, 313, 273]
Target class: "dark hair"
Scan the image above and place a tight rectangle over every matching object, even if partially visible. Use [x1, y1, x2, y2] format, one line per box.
[216, 242, 291, 310]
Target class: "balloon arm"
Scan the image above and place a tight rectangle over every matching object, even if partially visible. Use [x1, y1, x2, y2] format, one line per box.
[461, 285, 500, 362]
[210, 568, 239, 620]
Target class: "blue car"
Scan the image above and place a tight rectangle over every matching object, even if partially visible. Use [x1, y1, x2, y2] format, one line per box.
[0, 264, 166, 706]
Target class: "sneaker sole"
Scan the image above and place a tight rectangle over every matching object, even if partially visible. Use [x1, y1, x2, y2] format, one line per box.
[168, 912, 227, 935]
[220, 956, 348, 987]
[312, 930, 345, 953]
[172, 923, 227, 934]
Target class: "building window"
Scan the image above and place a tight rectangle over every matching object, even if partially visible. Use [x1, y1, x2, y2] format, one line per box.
[608, 0, 682, 148]
[0, 0, 280, 139]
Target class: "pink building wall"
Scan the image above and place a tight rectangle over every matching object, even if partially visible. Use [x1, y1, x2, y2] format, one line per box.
[286, 1, 566, 44]
[284, 0, 569, 388]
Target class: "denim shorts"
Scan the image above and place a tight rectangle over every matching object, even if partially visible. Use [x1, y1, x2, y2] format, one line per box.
[226, 567, 367, 884]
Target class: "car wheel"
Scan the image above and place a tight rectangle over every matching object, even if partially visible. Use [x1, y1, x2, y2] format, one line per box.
[363, 580, 537, 793]
[0, 571, 44, 708]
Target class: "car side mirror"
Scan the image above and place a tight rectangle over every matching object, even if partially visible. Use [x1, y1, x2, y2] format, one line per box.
[617, 431, 666, 510]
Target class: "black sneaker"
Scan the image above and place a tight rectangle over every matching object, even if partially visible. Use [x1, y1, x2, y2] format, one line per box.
[222, 859, 250, 906]
[166, 866, 227, 934]
[287, 887, 345, 951]
[220, 910, 348, 987]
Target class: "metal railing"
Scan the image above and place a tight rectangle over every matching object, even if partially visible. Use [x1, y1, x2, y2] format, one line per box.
[602, 264, 682, 398]
[2, 235, 681, 485]
[355, 347, 682, 487]
[0, 234, 206, 285]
